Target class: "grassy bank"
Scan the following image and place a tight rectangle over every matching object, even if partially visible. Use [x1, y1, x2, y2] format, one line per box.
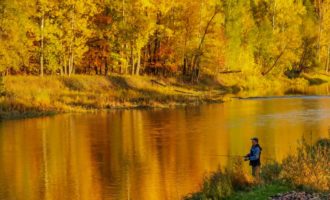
[0, 75, 229, 120]
[226, 183, 292, 200]
[184, 138, 330, 200]
[215, 72, 330, 97]
[0, 73, 329, 120]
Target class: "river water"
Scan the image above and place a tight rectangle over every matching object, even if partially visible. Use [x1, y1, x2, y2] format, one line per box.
[0, 93, 329, 199]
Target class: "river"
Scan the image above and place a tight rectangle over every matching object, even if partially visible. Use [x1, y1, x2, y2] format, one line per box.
[0, 94, 329, 199]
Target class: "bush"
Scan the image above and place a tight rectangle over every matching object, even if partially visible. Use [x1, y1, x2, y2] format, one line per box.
[261, 162, 282, 184]
[183, 169, 234, 200]
[60, 76, 86, 91]
[229, 159, 251, 190]
[281, 138, 330, 191]
[316, 138, 330, 148]
[184, 159, 251, 200]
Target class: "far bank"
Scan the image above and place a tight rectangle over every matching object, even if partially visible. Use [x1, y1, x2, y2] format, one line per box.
[0, 73, 329, 120]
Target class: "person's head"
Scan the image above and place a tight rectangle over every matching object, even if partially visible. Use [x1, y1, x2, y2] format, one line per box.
[251, 137, 258, 146]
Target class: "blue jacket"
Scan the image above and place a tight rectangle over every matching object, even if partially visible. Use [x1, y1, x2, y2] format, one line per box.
[247, 144, 262, 166]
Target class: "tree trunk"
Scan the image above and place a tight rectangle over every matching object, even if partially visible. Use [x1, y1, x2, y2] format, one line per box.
[136, 50, 141, 75]
[68, 55, 71, 75]
[154, 31, 159, 64]
[262, 44, 287, 76]
[40, 11, 45, 77]
[125, 50, 129, 74]
[317, 0, 323, 63]
[147, 43, 152, 65]
[69, 5, 75, 76]
[182, 56, 187, 75]
[182, 31, 188, 76]
[190, 7, 219, 82]
[130, 43, 134, 75]
[64, 58, 67, 75]
[272, 0, 276, 31]
[60, 66, 63, 76]
[326, 45, 330, 73]
[71, 54, 75, 75]
[105, 58, 108, 76]
[120, 45, 125, 74]
[154, 12, 162, 66]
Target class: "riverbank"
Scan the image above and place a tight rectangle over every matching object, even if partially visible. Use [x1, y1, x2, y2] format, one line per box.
[0, 75, 230, 120]
[184, 138, 330, 200]
[0, 73, 329, 120]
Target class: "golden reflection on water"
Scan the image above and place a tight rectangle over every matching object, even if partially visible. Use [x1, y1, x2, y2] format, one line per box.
[0, 97, 329, 200]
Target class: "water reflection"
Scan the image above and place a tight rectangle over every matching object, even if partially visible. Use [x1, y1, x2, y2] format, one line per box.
[0, 97, 329, 200]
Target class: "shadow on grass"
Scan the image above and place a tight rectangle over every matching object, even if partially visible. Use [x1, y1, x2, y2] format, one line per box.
[107, 76, 133, 90]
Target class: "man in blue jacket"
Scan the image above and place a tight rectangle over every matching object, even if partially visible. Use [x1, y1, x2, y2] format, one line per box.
[244, 137, 262, 179]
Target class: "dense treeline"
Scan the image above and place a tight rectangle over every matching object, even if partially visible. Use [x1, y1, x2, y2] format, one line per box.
[0, 0, 330, 82]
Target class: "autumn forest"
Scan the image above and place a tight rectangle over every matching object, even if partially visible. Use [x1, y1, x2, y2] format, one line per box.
[1, 0, 330, 82]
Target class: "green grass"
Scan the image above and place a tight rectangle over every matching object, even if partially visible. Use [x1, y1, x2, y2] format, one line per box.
[226, 183, 292, 200]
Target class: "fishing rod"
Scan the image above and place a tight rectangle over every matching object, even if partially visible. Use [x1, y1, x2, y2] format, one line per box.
[210, 154, 276, 161]
[211, 155, 244, 158]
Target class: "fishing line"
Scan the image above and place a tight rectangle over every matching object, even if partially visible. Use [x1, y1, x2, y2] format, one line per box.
[210, 154, 276, 161]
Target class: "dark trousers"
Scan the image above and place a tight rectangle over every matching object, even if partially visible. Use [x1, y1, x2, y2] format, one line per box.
[252, 165, 260, 179]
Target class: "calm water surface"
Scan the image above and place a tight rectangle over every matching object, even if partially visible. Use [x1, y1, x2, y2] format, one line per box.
[0, 95, 329, 200]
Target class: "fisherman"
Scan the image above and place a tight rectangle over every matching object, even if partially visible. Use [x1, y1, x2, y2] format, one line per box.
[244, 137, 262, 179]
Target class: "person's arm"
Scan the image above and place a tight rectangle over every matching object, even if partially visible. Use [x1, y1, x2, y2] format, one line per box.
[249, 147, 260, 161]
[244, 153, 250, 161]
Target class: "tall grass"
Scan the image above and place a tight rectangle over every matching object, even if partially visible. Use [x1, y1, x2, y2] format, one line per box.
[281, 138, 330, 191]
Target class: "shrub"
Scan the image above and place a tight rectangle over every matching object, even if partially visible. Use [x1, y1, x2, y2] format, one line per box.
[60, 76, 86, 91]
[281, 138, 330, 191]
[261, 162, 282, 183]
[184, 159, 251, 200]
[183, 169, 234, 200]
[229, 158, 251, 190]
